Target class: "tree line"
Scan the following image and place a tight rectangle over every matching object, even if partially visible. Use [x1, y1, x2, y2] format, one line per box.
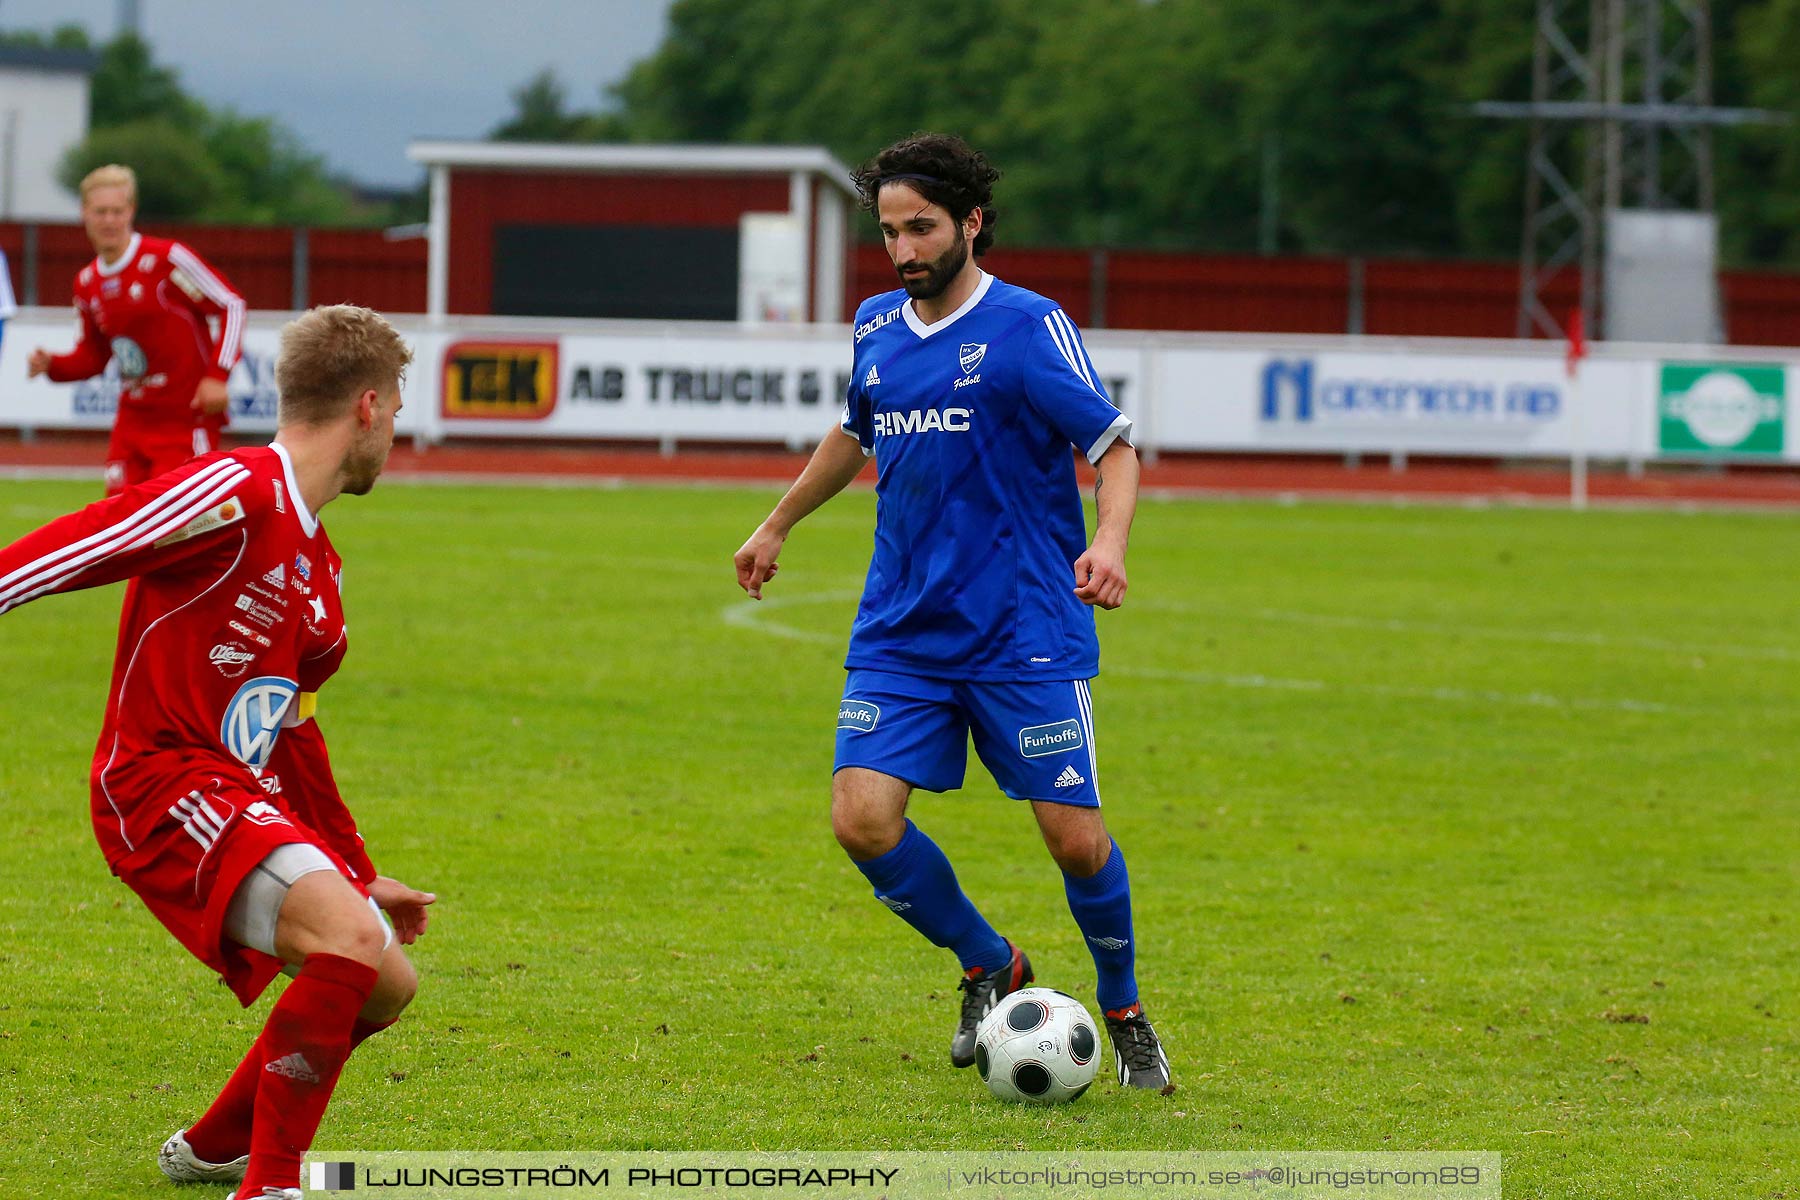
[3, 25, 402, 227]
[494, 0, 1800, 267]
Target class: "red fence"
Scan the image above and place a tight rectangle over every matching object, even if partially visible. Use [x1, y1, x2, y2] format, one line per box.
[0, 222, 428, 315]
[6, 220, 1797, 346]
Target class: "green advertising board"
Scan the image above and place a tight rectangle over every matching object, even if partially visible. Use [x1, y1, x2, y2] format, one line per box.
[1658, 362, 1786, 456]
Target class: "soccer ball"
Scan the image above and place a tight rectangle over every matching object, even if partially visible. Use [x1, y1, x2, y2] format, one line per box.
[974, 987, 1099, 1104]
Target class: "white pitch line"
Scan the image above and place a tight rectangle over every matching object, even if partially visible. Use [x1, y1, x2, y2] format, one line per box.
[723, 592, 1681, 714]
[1132, 599, 1799, 664]
[720, 590, 862, 646]
[1114, 665, 1676, 714]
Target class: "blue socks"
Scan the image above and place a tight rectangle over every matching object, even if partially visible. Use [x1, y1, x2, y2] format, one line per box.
[853, 819, 1010, 971]
[1064, 839, 1138, 1012]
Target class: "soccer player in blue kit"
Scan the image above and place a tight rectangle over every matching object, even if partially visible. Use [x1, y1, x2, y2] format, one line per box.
[734, 133, 1170, 1090]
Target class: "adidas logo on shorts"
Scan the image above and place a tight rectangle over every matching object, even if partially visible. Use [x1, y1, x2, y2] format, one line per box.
[1054, 765, 1086, 789]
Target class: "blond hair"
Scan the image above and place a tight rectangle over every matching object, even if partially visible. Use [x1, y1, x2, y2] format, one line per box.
[79, 164, 137, 204]
[276, 305, 413, 428]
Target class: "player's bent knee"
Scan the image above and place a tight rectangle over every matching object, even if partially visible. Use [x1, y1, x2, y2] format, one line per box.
[830, 796, 903, 860]
[830, 768, 909, 859]
[1039, 815, 1112, 877]
[273, 870, 389, 968]
[363, 947, 418, 1024]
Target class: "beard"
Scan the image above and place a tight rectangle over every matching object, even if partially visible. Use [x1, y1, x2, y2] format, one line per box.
[896, 227, 969, 300]
[342, 434, 391, 496]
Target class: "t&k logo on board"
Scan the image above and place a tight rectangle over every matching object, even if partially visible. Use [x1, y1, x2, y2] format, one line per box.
[443, 341, 559, 420]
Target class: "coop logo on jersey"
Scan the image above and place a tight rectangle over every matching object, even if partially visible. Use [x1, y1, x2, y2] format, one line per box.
[1019, 719, 1084, 758]
[1658, 363, 1785, 455]
[837, 701, 880, 732]
[153, 495, 244, 548]
[959, 342, 987, 375]
[228, 619, 272, 648]
[442, 341, 559, 420]
[112, 337, 149, 381]
[872, 407, 973, 437]
[220, 676, 298, 771]
[209, 642, 257, 678]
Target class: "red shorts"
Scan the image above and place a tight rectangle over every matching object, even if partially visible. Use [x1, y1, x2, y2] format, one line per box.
[105, 404, 228, 495]
[104, 772, 364, 1006]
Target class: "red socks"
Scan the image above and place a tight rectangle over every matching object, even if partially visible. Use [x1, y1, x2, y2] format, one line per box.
[190, 954, 377, 1194]
[186, 1008, 395, 1165]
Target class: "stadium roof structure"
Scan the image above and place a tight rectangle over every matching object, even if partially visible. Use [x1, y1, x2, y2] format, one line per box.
[0, 46, 99, 73]
[405, 140, 858, 322]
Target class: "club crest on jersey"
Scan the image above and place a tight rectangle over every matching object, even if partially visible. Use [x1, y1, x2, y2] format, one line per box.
[959, 342, 987, 375]
[221, 676, 299, 771]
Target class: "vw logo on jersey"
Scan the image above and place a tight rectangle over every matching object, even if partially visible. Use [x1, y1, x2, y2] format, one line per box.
[112, 337, 149, 381]
[959, 342, 987, 375]
[220, 676, 299, 771]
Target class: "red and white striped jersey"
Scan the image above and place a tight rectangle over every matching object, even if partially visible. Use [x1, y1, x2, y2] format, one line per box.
[0, 444, 372, 877]
[45, 232, 246, 418]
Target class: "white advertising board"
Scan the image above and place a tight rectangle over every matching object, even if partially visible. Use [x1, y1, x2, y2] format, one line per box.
[0, 309, 1791, 463]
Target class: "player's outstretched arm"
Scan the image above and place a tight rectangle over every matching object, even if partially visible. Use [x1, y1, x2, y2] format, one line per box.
[734, 426, 869, 600]
[1074, 438, 1140, 610]
[0, 454, 252, 616]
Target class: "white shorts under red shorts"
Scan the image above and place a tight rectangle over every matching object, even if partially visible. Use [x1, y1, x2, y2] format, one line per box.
[103, 771, 364, 1006]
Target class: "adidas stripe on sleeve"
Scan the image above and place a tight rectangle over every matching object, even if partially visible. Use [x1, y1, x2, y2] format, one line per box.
[0, 456, 252, 615]
[1023, 308, 1132, 464]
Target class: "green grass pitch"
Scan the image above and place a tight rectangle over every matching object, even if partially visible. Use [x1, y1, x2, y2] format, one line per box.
[0, 477, 1794, 1198]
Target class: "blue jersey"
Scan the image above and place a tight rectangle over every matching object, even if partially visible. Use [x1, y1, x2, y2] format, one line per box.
[840, 272, 1131, 682]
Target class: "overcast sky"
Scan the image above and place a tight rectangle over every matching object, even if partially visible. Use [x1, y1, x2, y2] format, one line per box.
[0, 0, 677, 187]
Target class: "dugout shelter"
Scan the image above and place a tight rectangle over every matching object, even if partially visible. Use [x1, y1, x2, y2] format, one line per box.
[407, 140, 856, 324]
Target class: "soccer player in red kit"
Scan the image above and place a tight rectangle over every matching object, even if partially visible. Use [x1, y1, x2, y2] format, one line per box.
[27, 163, 247, 495]
[1, 305, 430, 1200]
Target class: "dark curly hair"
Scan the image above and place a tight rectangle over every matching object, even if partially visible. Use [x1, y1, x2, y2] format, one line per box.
[852, 133, 1001, 257]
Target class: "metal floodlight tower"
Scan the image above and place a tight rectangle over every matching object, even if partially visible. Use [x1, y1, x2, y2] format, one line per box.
[1477, 0, 1782, 340]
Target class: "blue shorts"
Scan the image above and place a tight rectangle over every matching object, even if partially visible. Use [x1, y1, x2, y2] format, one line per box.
[833, 669, 1102, 807]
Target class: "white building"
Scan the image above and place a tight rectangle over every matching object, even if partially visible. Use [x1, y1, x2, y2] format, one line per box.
[0, 46, 95, 221]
